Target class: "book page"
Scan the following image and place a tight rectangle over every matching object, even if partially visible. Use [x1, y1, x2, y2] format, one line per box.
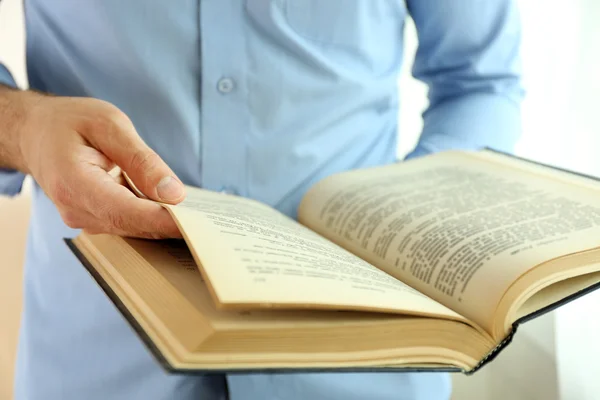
[76, 234, 491, 371]
[298, 151, 600, 334]
[161, 187, 463, 321]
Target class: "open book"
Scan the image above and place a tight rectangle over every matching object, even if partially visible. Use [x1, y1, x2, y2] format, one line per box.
[67, 149, 600, 374]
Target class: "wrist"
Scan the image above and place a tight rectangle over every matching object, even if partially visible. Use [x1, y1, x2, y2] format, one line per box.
[0, 86, 43, 174]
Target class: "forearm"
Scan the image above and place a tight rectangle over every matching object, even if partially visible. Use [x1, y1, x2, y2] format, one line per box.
[0, 84, 32, 173]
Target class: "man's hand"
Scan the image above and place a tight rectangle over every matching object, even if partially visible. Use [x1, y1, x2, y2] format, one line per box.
[1, 87, 185, 239]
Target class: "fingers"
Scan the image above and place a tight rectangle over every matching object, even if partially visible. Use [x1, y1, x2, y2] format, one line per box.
[79, 102, 185, 204]
[63, 198, 182, 239]
[85, 165, 182, 238]
[22, 96, 186, 239]
[56, 161, 182, 238]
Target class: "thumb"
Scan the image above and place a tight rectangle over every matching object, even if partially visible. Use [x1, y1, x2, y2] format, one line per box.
[123, 146, 186, 204]
[84, 108, 185, 203]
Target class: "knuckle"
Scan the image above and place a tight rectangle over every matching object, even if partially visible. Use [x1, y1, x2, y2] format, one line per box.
[128, 150, 161, 174]
[91, 105, 132, 135]
[61, 210, 82, 229]
[105, 106, 132, 130]
[51, 179, 74, 207]
[106, 210, 128, 232]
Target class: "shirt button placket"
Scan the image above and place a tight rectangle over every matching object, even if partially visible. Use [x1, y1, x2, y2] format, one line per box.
[199, 1, 249, 196]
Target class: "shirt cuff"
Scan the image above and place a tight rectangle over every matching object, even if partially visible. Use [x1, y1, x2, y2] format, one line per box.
[0, 63, 17, 88]
[404, 92, 522, 160]
[0, 168, 26, 196]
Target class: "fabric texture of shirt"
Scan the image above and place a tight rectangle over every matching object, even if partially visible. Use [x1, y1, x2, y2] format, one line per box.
[0, 1, 523, 399]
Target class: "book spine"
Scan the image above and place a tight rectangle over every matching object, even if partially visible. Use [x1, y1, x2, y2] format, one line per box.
[468, 278, 600, 374]
[465, 328, 518, 375]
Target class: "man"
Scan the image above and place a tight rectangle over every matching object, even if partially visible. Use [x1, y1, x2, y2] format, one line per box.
[0, 1, 523, 399]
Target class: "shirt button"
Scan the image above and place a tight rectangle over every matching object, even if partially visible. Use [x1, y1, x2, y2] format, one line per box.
[217, 78, 235, 94]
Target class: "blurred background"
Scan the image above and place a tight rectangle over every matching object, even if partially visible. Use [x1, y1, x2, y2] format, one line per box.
[0, 0, 598, 399]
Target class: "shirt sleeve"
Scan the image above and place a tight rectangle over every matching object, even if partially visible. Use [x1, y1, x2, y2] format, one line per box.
[0, 63, 26, 196]
[404, 0, 524, 160]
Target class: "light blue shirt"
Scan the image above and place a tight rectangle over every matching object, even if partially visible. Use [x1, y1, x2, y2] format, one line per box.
[0, 1, 523, 399]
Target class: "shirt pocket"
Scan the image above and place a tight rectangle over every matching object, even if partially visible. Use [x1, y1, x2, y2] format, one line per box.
[284, 0, 400, 48]
[246, 0, 404, 51]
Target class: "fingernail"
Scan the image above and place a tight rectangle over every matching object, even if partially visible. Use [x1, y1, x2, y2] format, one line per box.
[156, 176, 184, 201]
